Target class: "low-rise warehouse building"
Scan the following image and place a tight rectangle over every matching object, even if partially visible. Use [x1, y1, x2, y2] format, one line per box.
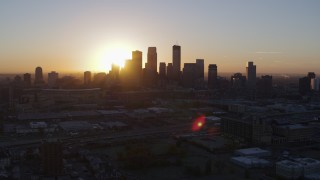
[234, 147, 271, 157]
[231, 156, 271, 169]
[276, 158, 320, 179]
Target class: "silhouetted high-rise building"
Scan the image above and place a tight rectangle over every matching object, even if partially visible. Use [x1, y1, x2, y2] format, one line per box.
[13, 75, 22, 87]
[172, 45, 181, 80]
[182, 63, 197, 88]
[34, 66, 45, 87]
[41, 139, 63, 176]
[299, 77, 311, 95]
[196, 59, 204, 80]
[159, 62, 166, 78]
[132, 50, 142, 72]
[120, 59, 133, 87]
[308, 72, 316, 91]
[110, 64, 120, 81]
[120, 51, 142, 88]
[48, 71, 59, 88]
[311, 78, 320, 91]
[84, 71, 91, 86]
[208, 64, 218, 89]
[257, 75, 273, 97]
[299, 72, 316, 95]
[23, 73, 32, 87]
[231, 73, 247, 89]
[167, 63, 174, 81]
[246, 61, 256, 89]
[308, 72, 316, 79]
[93, 72, 107, 87]
[147, 47, 157, 73]
[144, 47, 158, 86]
[132, 50, 143, 85]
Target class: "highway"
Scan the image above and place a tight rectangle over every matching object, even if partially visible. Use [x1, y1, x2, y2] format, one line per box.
[1, 123, 220, 148]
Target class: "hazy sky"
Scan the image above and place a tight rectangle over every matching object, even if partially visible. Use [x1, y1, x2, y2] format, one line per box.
[1, 0, 319, 74]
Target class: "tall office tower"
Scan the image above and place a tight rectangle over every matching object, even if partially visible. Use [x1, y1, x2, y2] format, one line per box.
[48, 71, 59, 88]
[299, 77, 311, 95]
[120, 59, 132, 86]
[110, 64, 120, 81]
[311, 78, 320, 91]
[132, 50, 143, 85]
[307, 72, 316, 90]
[257, 75, 273, 97]
[123, 59, 133, 75]
[23, 73, 32, 87]
[231, 73, 247, 89]
[34, 66, 45, 87]
[196, 59, 204, 80]
[182, 63, 197, 88]
[172, 45, 181, 80]
[159, 62, 166, 78]
[147, 47, 157, 73]
[308, 72, 316, 79]
[246, 61, 256, 89]
[84, 71, 91, 86]
[41, 139, 63, 176]
[167, 63, 174, 80]
[13, 75, 22, 86]
[208, 64, 218, 89]
[144, 47, 158, 86]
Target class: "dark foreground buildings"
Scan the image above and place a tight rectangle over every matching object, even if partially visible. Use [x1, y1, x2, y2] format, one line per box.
[41, 139, 63, 177]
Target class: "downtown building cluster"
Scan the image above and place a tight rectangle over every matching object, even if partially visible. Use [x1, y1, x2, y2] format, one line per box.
[3, 44, 320, 113]
[1, 44, 277, 112]
[6, 45, 274, 94]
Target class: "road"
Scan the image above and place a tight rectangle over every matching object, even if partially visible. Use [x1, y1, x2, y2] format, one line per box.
[1, 123, 220, 148]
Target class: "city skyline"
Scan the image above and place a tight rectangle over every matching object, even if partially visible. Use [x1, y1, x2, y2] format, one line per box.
[1, 0, 320, 74]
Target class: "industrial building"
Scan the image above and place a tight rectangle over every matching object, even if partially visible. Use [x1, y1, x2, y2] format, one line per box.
[276, 158, 320, 179]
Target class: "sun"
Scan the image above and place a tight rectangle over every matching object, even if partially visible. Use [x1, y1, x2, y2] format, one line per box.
[93, 44, 132, 72]
[102, 47, 131, 69]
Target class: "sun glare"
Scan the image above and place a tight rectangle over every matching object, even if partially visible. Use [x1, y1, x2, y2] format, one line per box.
[104, 47, 131, 68]
[95, 45, 131, 72]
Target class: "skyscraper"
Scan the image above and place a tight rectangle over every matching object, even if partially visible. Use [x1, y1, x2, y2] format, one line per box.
[132, 50, 142, 70]
[308, 72, 316, 90]
[172, 45, 181, 80]
[308, 72, 316, 79]
[84, 71, 91, 86]
[23, 73, 32, 87]
[311, 78, 320, 91]
[48, 71, 59, 88]
[182, 63, 197, 88]
[110, 64, 120, 81]
[167, 63, 174, 80]
[257, 75, 273, 97]
[34, 66, 45, 87]
[208, 64, 218, 89]
[159, 62, 166, 78]
[132, 50, 143, 85]
[299, 77, 310, 95]
[231, 73, 246, 89]
[299, 72, 316, 95]
[246, 61, 256, 89]
[196, 59, 204, 80]
[147, 47, 157, 73]
[144, 47, 158, 86]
